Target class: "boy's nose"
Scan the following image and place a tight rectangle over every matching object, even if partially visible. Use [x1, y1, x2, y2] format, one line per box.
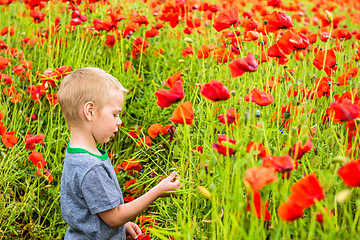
[116, 117, 122, 126]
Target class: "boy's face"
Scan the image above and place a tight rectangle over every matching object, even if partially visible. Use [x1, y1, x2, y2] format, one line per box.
[91, 93, 124, 144]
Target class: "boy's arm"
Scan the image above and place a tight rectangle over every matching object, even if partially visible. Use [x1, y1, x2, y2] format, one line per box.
[98, 171, 180, 228]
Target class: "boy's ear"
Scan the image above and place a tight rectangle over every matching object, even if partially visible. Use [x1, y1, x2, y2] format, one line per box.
[83, 101, 95, 121]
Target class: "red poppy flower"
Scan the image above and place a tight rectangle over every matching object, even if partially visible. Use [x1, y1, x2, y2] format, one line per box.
[145, 27, 159, 38]
[19, 59, 33, 69]
[155, 81, 184, 108]
[3, 85, 16, 96]
[28, 151, 47, 168]
[337, 67, 359, 86]
[313, 49, 337, 75]
[267, 42, 287, 59]
[137, 235, 151, 240]
[35, 167, 53, 183]
[247, 191, 271, 221]
[278, 198, 304, 222]
[213, 48, 233, 63]
[0, 121, 6, 136]
[262, 155, 294, 173]
[132, 15, 149, 27]
[0, 56, 11, 71]
[70, 18, 82, 26]
[148, 123, 163, 138]
[213, 7, 239, 32]
[29, 10, 46, 24]
[212, 134, 237, 156]
[168, 12, 180, 28]
[54, 66, 72, 79]
[169, 101, 194, 125]
[197, 45, 210, 59]
[331, 28, 351, 40]
[1, 131, 18, 148]
[123, 21, 139, 38]
[288, 172, 325, 208]
[0, 26, 15, 36]
[244, 88, 274, 106]
[124, 60, 133, 71]
[129, 125, 142, 139]
[105, 35, 116, 47]
[161, 124, 174, 135]
[243, 166, 278, 191]
[289, 138, 313, 160]
[125, 179, 138, 193]
[200, 79, 230, 101]
[0, 74, 11, 85]
[27, 84, 46, 102]
[338, 159, 360, 187]
[137, 136, 152, 147]
[46, 93, 58, 105]
[136, 214, 157, 231]
[123, 196, 134, 203]
[316, 208, 333, 223]
[182, 46, 194, 57]
[25, 133, 45, 150]
[246, 141, 270, 158]
[263, 11, 294, 33]
[333, 89, 360, 103]
[195, 145, 203, 154]
[228, 53, 258, 77]
[218, 108, 240, 125]
[12, 65, 24, 76]
[121, 159, 143, 175]
[163, 72, 183, 88]
[326, 99, 360, 123]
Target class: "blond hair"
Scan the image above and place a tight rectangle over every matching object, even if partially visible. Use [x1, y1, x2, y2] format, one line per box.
[58, 67, 127, 128]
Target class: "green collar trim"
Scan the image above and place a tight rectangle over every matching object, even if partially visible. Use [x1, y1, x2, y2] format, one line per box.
[66, 142, 108, 161]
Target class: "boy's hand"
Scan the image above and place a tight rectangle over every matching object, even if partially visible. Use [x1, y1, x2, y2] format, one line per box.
[155, 171, 181, 197]
[125, 221, 142, 240]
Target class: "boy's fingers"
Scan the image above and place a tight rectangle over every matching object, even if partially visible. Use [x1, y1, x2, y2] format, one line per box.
[167, 171, 177, 181]
[169, 171, 177, 178]
[127, 226, 137, 239]
[134, 224, 142, 235]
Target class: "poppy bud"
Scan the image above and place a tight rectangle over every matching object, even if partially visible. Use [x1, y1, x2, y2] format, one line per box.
[208, 183, 216, 192]
[300, 135, 308, 146]
[258, 33, 263, 44]
[325, 10, 333, 23]
[184, 37, 194, 44]
[335, 189, 351, 203]
[244, 111, 249, 123]
[197, 186, 211, 198]
[283, 111, 290, 120]
[253, 129, 263, 144]
[298, 114, 307, 125]
[264, 20, 268, 25]
[326, 136, 335, 148]
[299, 51, 304, 61]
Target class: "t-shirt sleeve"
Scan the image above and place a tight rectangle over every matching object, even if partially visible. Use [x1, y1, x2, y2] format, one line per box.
[81, 165, 121, 214]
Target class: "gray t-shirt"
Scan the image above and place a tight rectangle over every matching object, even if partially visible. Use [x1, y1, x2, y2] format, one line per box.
[60, 145, 126, 240]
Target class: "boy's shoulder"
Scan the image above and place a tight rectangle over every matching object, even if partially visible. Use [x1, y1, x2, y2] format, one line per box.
[62, 146, 112, 180]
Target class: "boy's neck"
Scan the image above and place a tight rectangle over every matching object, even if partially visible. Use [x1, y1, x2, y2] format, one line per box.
[69, 126, 102, 155]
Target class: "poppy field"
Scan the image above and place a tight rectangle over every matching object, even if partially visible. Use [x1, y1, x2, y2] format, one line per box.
[1, 0, 360, 238]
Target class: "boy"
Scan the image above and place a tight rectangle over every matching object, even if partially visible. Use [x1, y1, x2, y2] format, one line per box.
[58, 67, 181, 240]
